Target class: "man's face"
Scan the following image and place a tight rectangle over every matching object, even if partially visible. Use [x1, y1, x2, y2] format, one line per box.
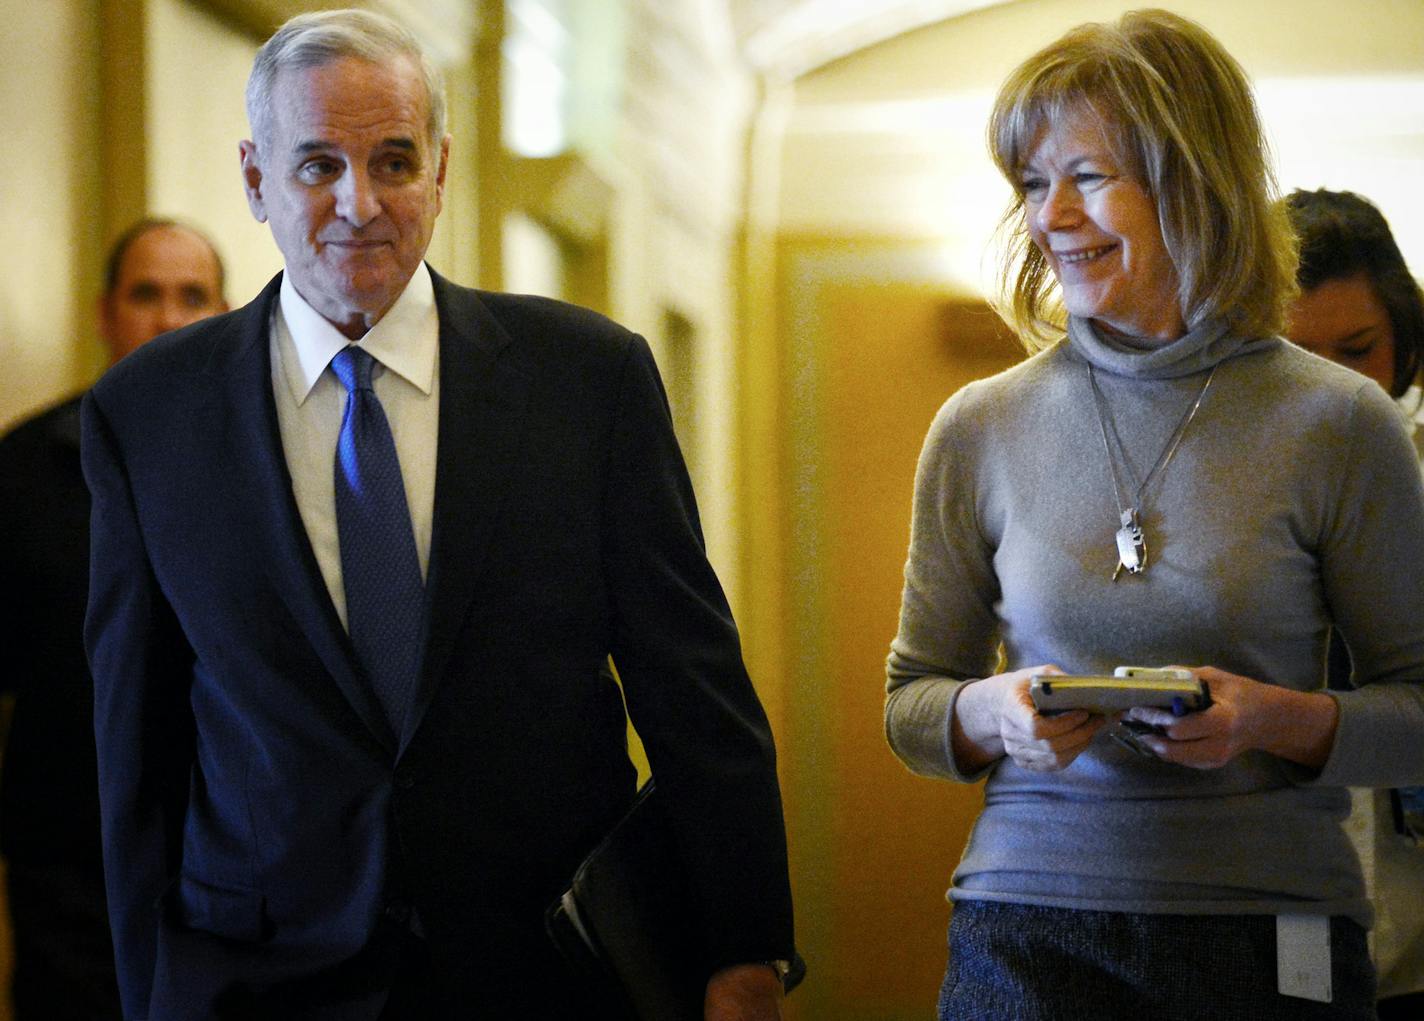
[239, 55, 448, 339]
[100, 226, 227, 362]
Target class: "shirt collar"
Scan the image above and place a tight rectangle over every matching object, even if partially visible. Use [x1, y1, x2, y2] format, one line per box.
[1398, 384, 1424, 427]
[278, 263, 438, 404]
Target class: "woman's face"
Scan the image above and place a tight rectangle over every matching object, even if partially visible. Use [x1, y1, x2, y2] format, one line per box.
[1020, 111, 1183, 342]
[1285, 272, 1396, 392]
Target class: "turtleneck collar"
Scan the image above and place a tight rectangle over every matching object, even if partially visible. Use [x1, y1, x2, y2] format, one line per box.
[1064, 315, 1277, 379]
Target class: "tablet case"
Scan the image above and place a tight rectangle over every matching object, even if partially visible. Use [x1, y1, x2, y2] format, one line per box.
[545, 781, 804, 1020]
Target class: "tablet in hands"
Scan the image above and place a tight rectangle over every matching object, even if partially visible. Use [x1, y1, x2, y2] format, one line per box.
[1028, 666, 1211, 716]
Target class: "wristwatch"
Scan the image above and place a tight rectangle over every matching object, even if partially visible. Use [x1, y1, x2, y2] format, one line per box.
[761, 956, 806, 993]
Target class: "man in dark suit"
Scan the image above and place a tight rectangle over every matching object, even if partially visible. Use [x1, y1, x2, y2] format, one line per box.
[82, 9, 794, 1020]
[0, 219, 226, 1019]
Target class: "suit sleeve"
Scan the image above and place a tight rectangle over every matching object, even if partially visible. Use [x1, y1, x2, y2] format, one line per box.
[82, 391, 195, 1020]
[0, 427, 21, 696]
[600, 336, 795, 972]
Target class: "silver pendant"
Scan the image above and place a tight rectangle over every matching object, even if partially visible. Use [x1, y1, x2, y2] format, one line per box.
[1113, 508, 1146, 580]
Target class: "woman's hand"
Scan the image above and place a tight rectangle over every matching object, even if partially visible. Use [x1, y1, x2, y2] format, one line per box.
[1123, 666, 1340, 770]
[952, 665, 1111, 773]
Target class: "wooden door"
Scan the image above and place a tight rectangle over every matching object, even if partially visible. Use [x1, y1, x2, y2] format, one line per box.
[775, 248, 1021, 1020]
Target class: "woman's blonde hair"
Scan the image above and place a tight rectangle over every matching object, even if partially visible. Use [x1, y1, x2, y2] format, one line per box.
[987, 9, 1297, 349]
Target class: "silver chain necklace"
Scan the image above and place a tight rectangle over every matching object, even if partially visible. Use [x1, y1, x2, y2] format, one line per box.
[1087, 362, 1219, 581]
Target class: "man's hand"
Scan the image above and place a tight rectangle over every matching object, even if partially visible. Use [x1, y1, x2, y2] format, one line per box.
[704, 962, 783, 1021]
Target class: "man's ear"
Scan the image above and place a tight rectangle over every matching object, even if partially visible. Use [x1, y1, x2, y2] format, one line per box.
[96, 293, 126, 366]
[434, 134, 451, 215]
[96, 293, 116, 348]
[239, 140, 269, 223]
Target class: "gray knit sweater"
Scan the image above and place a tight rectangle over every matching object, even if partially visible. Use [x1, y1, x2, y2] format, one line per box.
[886, 315, 1424, 925]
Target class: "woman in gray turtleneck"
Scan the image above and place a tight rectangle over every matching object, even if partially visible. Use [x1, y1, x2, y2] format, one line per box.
[886, 11, 1424, 1021]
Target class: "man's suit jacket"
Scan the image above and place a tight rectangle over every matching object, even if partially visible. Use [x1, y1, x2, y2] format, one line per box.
[82, 270, 795, 1019]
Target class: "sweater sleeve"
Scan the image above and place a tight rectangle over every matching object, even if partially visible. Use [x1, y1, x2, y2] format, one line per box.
[1314, 380, 1424, 787]
[885, 392, 1003, 782]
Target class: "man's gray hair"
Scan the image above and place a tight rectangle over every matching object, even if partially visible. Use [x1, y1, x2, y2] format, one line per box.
[245, 8, 447, 152]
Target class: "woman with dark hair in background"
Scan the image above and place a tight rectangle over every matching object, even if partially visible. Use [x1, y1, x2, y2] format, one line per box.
[1286, 189, 1424, 404]
[886, 11, 1424, 1020]
[1284, 187, 1424, 1019]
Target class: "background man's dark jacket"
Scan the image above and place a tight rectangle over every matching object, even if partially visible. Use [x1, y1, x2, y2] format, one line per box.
[0, 396, 122, 1018]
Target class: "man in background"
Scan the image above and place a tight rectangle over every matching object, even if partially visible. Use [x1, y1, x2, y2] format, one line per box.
[0, 219, 226, 1019]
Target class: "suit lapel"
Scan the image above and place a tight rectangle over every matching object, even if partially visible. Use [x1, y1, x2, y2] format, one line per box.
[399, 273, 534, 752]
[212, 275, 397, 755]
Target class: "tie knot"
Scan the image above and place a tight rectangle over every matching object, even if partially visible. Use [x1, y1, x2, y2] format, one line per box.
[331, 346, 376, 393]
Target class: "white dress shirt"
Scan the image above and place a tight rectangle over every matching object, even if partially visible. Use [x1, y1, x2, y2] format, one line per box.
[270, 264, 440, 629]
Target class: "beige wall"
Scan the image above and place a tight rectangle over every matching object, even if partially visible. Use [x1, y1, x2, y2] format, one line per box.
[778, 0, 1424, 269]
[492, 0, 756, 605]
[0, 0, 103, 430]
[611, 0, 753, 603]
[146, 0, 277, 303]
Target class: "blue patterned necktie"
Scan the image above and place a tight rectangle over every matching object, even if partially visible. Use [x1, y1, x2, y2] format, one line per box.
[331, 345, 425, 736]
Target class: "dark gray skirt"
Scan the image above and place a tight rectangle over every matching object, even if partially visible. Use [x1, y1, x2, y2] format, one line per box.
[939, 901, 1376, 1021]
